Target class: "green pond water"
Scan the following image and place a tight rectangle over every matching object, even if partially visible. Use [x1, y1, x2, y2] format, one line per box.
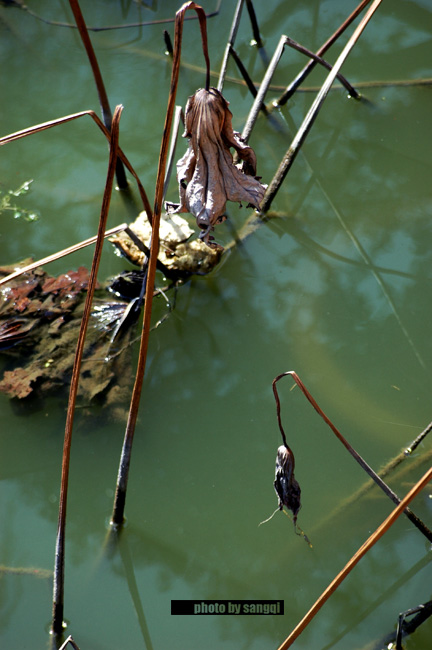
[0, 1, 431, 649]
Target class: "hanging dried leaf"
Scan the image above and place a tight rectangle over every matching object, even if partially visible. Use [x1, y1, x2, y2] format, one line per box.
[166, 87, 266, 247]
[274, 444, 301, 525]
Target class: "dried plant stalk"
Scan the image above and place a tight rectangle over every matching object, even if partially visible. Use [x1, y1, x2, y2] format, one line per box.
[111, 1, 211, 527]
[0, 110, 153, 218]
[272, 374, 302, 525]
[274, 0, 372, 106]
[68, 0, 128, 189]
[51, 105, 123, 637]
[277, 465, 432, 649]
[278, 371, 432, 542]
[0, 224, 128, 287]
[261, 0, 384, 213]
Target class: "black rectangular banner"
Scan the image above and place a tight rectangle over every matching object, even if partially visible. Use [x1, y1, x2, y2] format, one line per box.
[171, 599, 284, 615]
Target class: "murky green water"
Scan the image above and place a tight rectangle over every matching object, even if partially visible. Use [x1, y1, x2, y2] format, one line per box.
[1, 1, 431, 649]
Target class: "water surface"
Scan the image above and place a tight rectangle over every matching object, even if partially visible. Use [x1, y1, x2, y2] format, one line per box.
[0, 1, 431, 649]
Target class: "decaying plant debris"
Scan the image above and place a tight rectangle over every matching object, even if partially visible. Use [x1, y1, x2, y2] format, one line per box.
[0, 260, 134, 409]
[273, 444, 302, 525]
[166, 86, 266, 247]
[110, 211, 222, 274]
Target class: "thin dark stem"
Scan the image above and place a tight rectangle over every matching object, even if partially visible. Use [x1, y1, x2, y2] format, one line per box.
[51, 105, 123, 636]
[397, 601, 432, 647]
[110, 2, 210, 527]
[229, 45, 263, 105]
[275, 371, 432, 542]
[68, 0, 128, 189]
[272, 377, 288, 448]
[123, 226, 178, 280]
[23, 1, 222, 32]
[274, 0, 372, 106]
[284, 36, 359, 98]
[245, 0, 263, 47]
[261, 0, 383, 214]
[163, 29, 174, 56]
[405, 420, 432, 454]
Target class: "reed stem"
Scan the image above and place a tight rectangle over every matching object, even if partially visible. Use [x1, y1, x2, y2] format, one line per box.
[51, 105, 123, 636]
[217, 0, 244, 93]
[110, 2, 211, 527]
[68, 0, 128, 190]
[274, 0, 372, 107]
[276, 371, 432, 542]
[261, 0, 384, 213]
[277, 465, 432, 649]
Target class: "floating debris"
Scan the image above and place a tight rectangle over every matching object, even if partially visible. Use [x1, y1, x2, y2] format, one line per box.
[109, 211, 222, 275]
[0, 260, 137, 409]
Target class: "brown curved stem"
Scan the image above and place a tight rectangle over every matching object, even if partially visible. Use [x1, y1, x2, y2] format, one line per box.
[69, 0, 128, 189]
[278, 464, 432, 649]
[275, 371, 432, 543]
[0, 110, 153, 220]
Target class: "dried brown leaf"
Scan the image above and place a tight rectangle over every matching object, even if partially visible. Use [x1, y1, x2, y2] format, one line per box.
[274, 444, 301, 525]
[166, 87, 266, 247]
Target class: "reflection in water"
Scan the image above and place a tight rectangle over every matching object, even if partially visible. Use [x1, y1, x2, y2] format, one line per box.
[0, 0, 432, 648]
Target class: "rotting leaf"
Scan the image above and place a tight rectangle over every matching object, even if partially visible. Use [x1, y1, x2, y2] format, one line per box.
[0, 365, 45, 399]
[0, 262, 136, 412]
[166, 87, 266, 248]
[274, 444, 301, 525]
[260, 372, 312, 546]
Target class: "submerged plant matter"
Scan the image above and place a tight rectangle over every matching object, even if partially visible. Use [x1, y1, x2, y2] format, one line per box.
[166, 86, 266, 247]
[0, 260, 135, 409]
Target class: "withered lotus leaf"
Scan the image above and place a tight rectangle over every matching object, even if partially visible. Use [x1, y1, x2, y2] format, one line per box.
[166, 87, 266, 246]
[274, 444, 301, 525]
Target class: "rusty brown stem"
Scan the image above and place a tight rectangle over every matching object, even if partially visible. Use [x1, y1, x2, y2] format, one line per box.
[0, 223, 128, 287]
[276, 371, 432, 542]
[277, 465, 432, 649]
[0, 110, 153, 219]
[110, 2, 210, 527]
[51, 105, 123, 636]
[274, 0, 372, 107]
[261, 0, 384, 214]
[69, 0, 128, 189]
